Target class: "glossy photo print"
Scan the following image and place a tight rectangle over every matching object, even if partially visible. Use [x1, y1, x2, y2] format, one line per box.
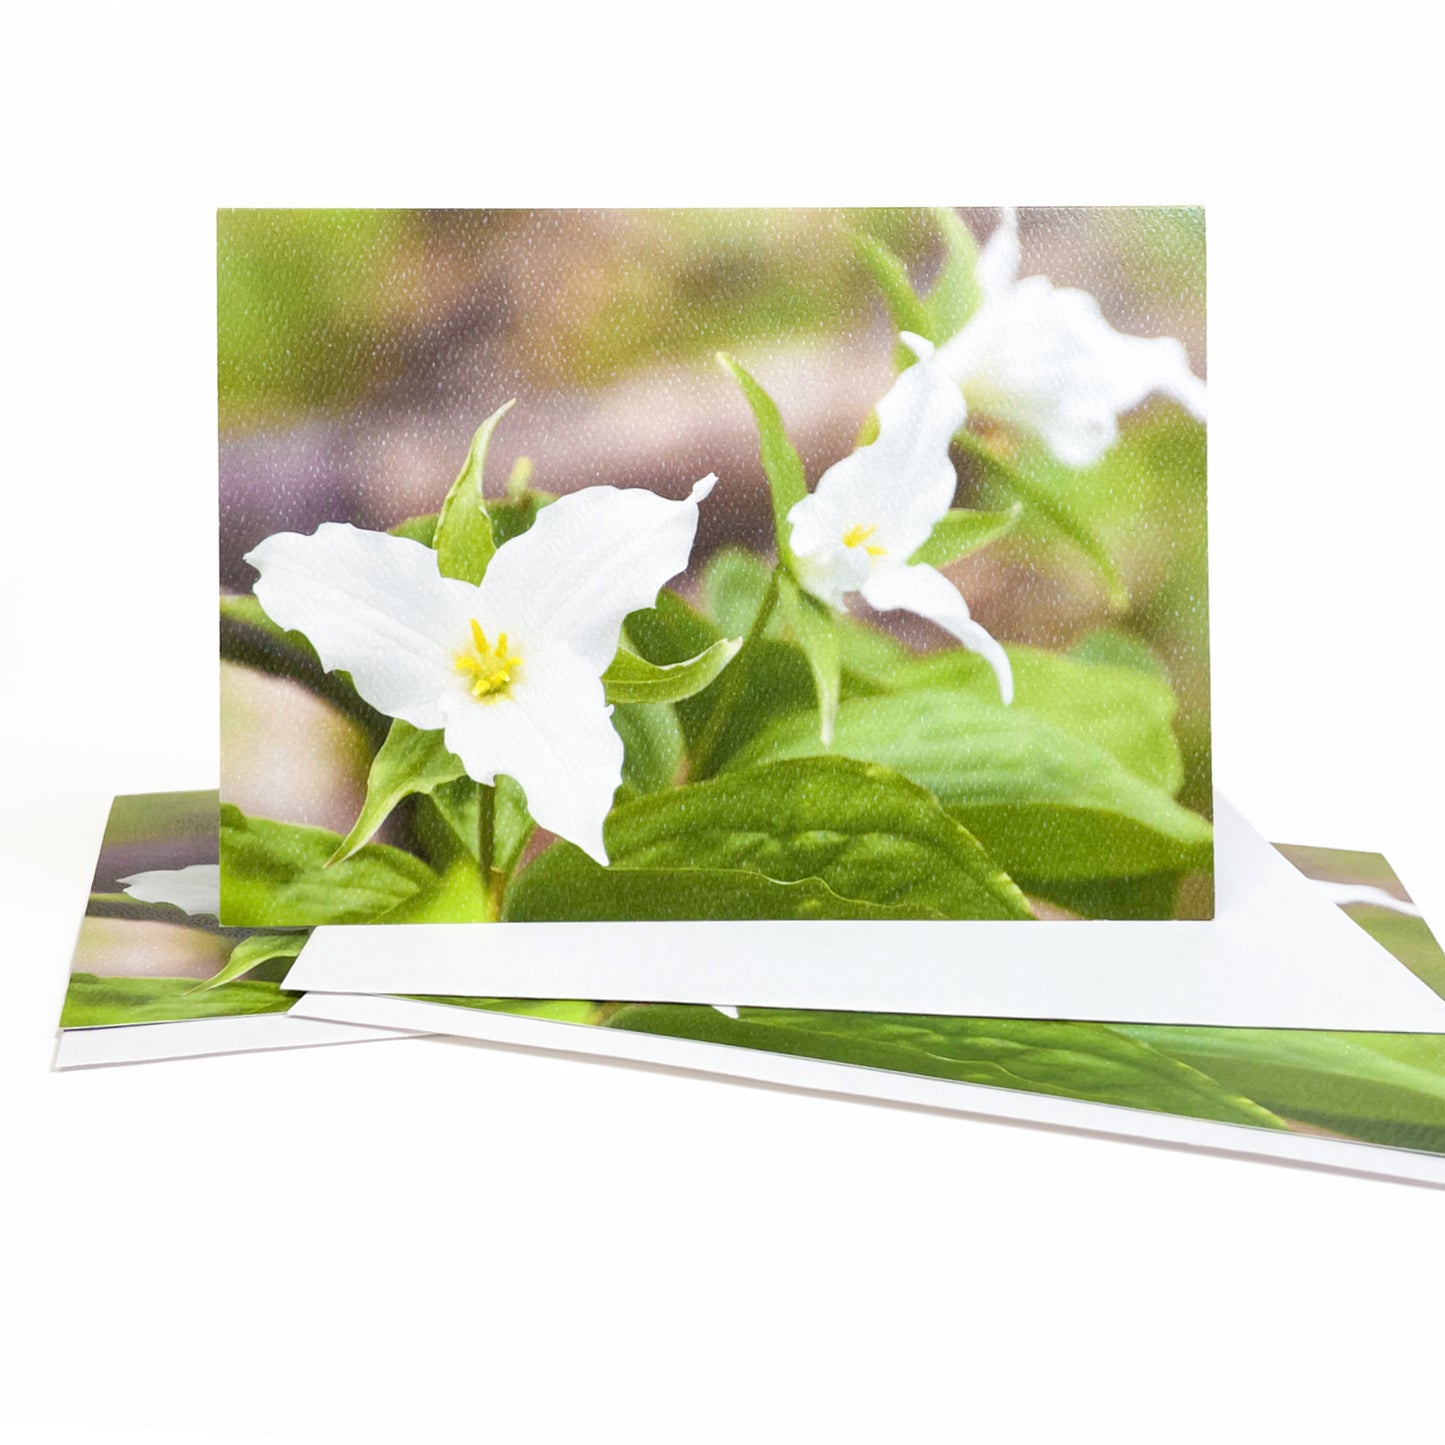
[219, 207, 1211, 929]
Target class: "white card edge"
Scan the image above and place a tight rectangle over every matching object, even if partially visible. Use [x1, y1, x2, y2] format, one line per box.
[290, 992, 1445, 1188]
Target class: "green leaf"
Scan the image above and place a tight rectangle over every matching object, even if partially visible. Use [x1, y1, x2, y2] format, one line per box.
[884, 644, 1186, 795]
[561, 756, 1031, 921]
[1118, 1025, 1445, 1153]
[732, 690, 1212, 892]
[504, 850, 952, 922]
[924, 206, 982, 339]
[602, 638, 743, 705]
[715, 352, 807, 568]
[491, 774, 537, 876]
[604, 1007, 1284, 1130]
[329, 719, 468, 864]
[776, 572, 841, 747]
[388, 513, 438, 545]
[1069, 627, 1170, 680]
[60, 973, 294, 1028]
[189, 931, 307, 993]
[702, 546, 774, 637]
[854, 234, 932, 338]
[433, 400, 513, 584]
[612, 702, 685, 796]
[908, 503, 1022, 569]
[220, 805, 436, 926]
[411, 996, 602, 1024]
[372, 855, 492, 923]
[953, 429, 1130, 609]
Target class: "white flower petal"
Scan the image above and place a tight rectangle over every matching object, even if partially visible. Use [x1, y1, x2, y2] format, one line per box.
[712, 1005, 740, 1019]
[245, 524, 477, 730]
[787, 353, 966, 607]
[119, 863, 221, 916]
[861, 563, 1013, 704]
[975, 205, 1021, 298]
[476, 477, 716, 675]
[934, 208, 1207, 468]
[438, 645, 623, 865]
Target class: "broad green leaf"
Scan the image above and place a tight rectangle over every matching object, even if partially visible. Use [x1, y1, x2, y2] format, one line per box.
[219, 593, 388, 746]
[604, 1007, 1284, 1129]
[1030, 873, 1186, 922]
[854, 234, 932, 338]
[60, 973, 294, 1027]
[612, 702, 685, 796]
[189, 931, 307, 993]
[924, 206, 982, 339]
[504, 849, 950, 923]
[220, 805, 436, 926]
[731, 690, 1212, 890]
[602, 638, 743, 705]
[433, 400, 513, 584]
[953, 428, 1130, 609]
[416, 777, 485, 863]
[908, 503, 1022, 569]
[1118, 1025, 1445, 1153]
[883, 644, 1185, 795]
[777, 571, 841, 746]
[582, 756, 1031, 921]
[372, 855, 492, 923]
[715, 352, 807, 568]
[329, 719, 467, 864]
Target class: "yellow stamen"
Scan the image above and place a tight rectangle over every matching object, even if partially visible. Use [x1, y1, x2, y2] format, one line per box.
[843, 523, 886, 559]
[455, 619, 522, 700]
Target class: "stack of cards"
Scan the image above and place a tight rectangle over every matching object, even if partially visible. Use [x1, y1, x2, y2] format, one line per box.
[57, 207, 1445, 1186]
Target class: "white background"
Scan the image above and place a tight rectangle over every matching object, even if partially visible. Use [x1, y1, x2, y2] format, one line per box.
[2, 3, 1443, 1442]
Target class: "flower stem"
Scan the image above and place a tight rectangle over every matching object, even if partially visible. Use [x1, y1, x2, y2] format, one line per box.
[476, 784, 498, 920]
[689, 567, 781, 779]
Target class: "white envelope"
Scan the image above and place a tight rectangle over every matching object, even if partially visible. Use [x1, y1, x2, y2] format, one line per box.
[287, 796, 1445, 1031]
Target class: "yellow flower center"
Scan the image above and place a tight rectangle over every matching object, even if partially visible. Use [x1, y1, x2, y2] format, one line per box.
[842, 523, 886, 558]
[455, 619, 521, 700]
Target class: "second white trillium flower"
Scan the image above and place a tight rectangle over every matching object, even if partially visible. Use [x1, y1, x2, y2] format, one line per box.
[786, 337, 1013, 704]
[120, 864, 221, 917]
[246, 477, 717, 866]
[934, 207, 1207, 468]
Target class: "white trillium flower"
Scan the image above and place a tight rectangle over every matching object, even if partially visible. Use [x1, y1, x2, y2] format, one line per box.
[244, 477, 717, 866]
[119, 863, 221, 917]
[933, 207, 1207, 468]
[786, 337, 1013, 703]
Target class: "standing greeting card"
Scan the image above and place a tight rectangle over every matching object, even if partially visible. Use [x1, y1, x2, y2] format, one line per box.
[220, 208, 1215, 969]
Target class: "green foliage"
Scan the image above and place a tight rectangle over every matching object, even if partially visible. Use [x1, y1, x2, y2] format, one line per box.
[602, 638, 743, 705]
[511, 756, 1031, 922]
[1117, 1026, 1445, 1153]
[776, 572, 841, 746]
[603, 1006, 1284, 1128]
[504, 852, 951, 923]
[924, 206, 983, 338]
[433, 401, 513, 584]
[612, 702, 685, 796]
[60, 973, 295, 1027]
[329, 720, 468, 864]
[908, 504, 1022, 569]
[715, 352, 808, 569]
[854, 235, 932, 337]
[953, 429, 1130, 609]
[733, 688, 1211, 899]
[220, 805, 436, 926]
[190, 932, 307, 993]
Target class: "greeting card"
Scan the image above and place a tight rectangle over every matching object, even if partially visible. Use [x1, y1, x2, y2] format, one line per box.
[219, 207, 1214, 958]
[293, 844, 1445, 1187]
